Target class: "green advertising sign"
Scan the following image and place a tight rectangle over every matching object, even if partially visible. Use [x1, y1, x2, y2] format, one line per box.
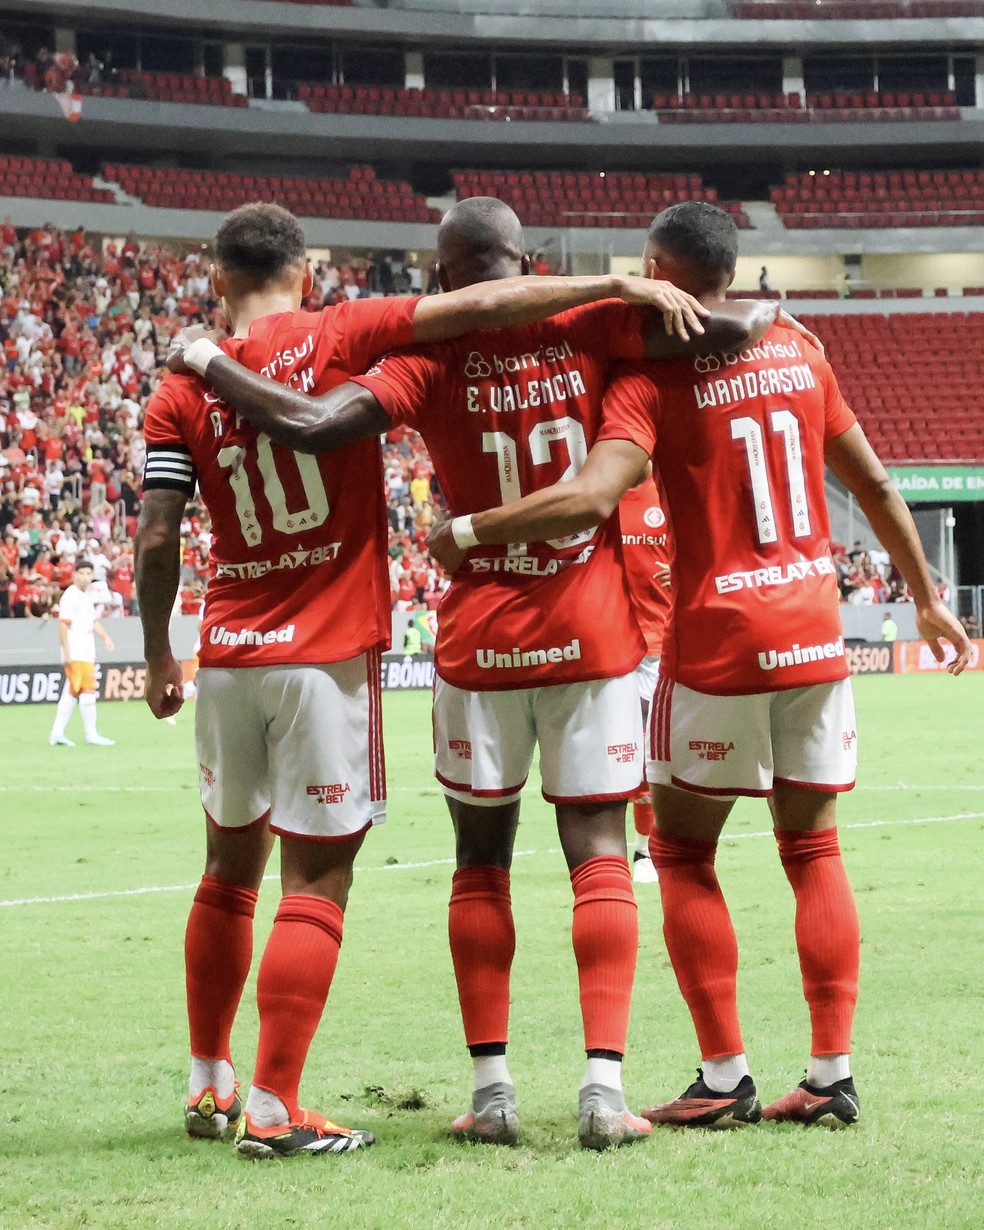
[887, 466, 984, 503]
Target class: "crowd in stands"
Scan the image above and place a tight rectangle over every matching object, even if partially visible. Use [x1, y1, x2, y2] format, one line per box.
[833, 540, 913, 605]
[0, 223, 448, 621]
[0, 220, 941, 624]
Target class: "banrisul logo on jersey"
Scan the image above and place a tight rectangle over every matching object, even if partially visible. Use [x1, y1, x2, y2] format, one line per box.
[464, 351, 492, 379]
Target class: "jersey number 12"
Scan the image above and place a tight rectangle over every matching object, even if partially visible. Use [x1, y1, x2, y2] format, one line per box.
[483, 417, 596, 551]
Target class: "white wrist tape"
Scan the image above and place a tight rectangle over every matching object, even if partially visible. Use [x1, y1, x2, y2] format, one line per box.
[183, 337, 223, 377]
[451, 515, 479, 549]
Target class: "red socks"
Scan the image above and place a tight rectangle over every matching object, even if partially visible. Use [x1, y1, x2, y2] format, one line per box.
[649, 827, 860, 1062]
[570, 856, 638, 1054]
[185, 874, 258, 1062]
[632, 794, 656, 840]
[776, 827, 860, 1055]
[650, 832, 743, 1059]
[449, 860, 639, 1056]
[252, 894, 344, 1120]
[448, 866, 515, 1047]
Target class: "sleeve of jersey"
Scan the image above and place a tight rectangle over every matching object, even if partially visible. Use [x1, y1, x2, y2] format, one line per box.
[349, 348, 436, 430]
[595, 362, 660, 454]
[819, 360, 857, 439]
[575, 301, 647, 361]
[334, 295, 421, 374]
[141, 383, 197, 497]
[58, 587, 76, 625]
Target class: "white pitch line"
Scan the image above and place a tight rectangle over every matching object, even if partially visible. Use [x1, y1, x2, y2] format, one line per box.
[856, 784, 984, 792]
[0, 784, 533, 794]
[1, 813, 981, 910]
[2, 782, 981, 794]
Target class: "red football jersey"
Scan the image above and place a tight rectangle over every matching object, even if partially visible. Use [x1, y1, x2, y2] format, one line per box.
[599, 323, 856, 694]
[618, 477, 671, 657]
[142, 297, 418, 667]
[351, 302, 649, 690]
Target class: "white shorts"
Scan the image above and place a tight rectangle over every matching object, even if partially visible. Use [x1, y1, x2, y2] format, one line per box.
[433, 671, 643, 807]
[635, 655, 661, 707]
[195, 653, 385, 839]
[646, 676, 857, 798]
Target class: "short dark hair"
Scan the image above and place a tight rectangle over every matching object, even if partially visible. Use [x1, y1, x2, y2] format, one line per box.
[215, 203, 307, 289]
[647, 201, 738, 285]
[75, 559, 93, 572]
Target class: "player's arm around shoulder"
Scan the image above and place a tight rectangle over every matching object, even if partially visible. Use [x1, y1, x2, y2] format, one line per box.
[824, 424, 972, 675]
[428, 439, 650, 573]
[641, 297, 780, 361]
[166, 325, 388, 454]
[410, 274, 709, 343]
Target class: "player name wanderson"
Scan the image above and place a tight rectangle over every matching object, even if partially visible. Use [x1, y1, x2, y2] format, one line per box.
[695, 362, 816, 410]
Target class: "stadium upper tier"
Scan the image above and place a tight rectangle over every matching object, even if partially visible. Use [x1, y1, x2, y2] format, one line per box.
[299, 83, 588, 122]
[6, 154, 984, 242]
[653, 92, 960, 123]
[451, 169, 749, 229]
[103, 163, 439, 223]
[0, 156, 112, 204]
[774, 168, 984, 229]
[245, 1, 984, 16]
[804, 311, 984, 463]
[733, 2, 983, 16]
[6, 0, 983, 50]
[74, 70, 247, 108]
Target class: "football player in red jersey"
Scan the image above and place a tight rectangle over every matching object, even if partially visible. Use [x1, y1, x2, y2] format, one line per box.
[167, 198, 781, 1149]
[137, 201, 717, 1159]
[617, 469, 672, 884]
[426, 202, 971, 1131]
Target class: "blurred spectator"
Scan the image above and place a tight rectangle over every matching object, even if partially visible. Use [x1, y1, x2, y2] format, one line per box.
[402, 622, 422, 656]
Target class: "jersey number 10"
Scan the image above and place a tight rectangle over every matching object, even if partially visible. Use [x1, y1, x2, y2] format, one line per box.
[217, 438, 329, 546]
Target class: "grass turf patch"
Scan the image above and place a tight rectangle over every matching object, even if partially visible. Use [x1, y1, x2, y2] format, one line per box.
[1, 673, 981, 1228]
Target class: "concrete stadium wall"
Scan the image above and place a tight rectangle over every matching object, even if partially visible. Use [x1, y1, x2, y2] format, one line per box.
[0, 606, 925, 670]
[0, 614, 202, 667]
[5, 0, 980, 49]
[3, 81, 984, 184]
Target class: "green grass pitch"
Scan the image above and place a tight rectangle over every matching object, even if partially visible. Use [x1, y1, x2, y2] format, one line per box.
[1, 672, 982, 1229]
